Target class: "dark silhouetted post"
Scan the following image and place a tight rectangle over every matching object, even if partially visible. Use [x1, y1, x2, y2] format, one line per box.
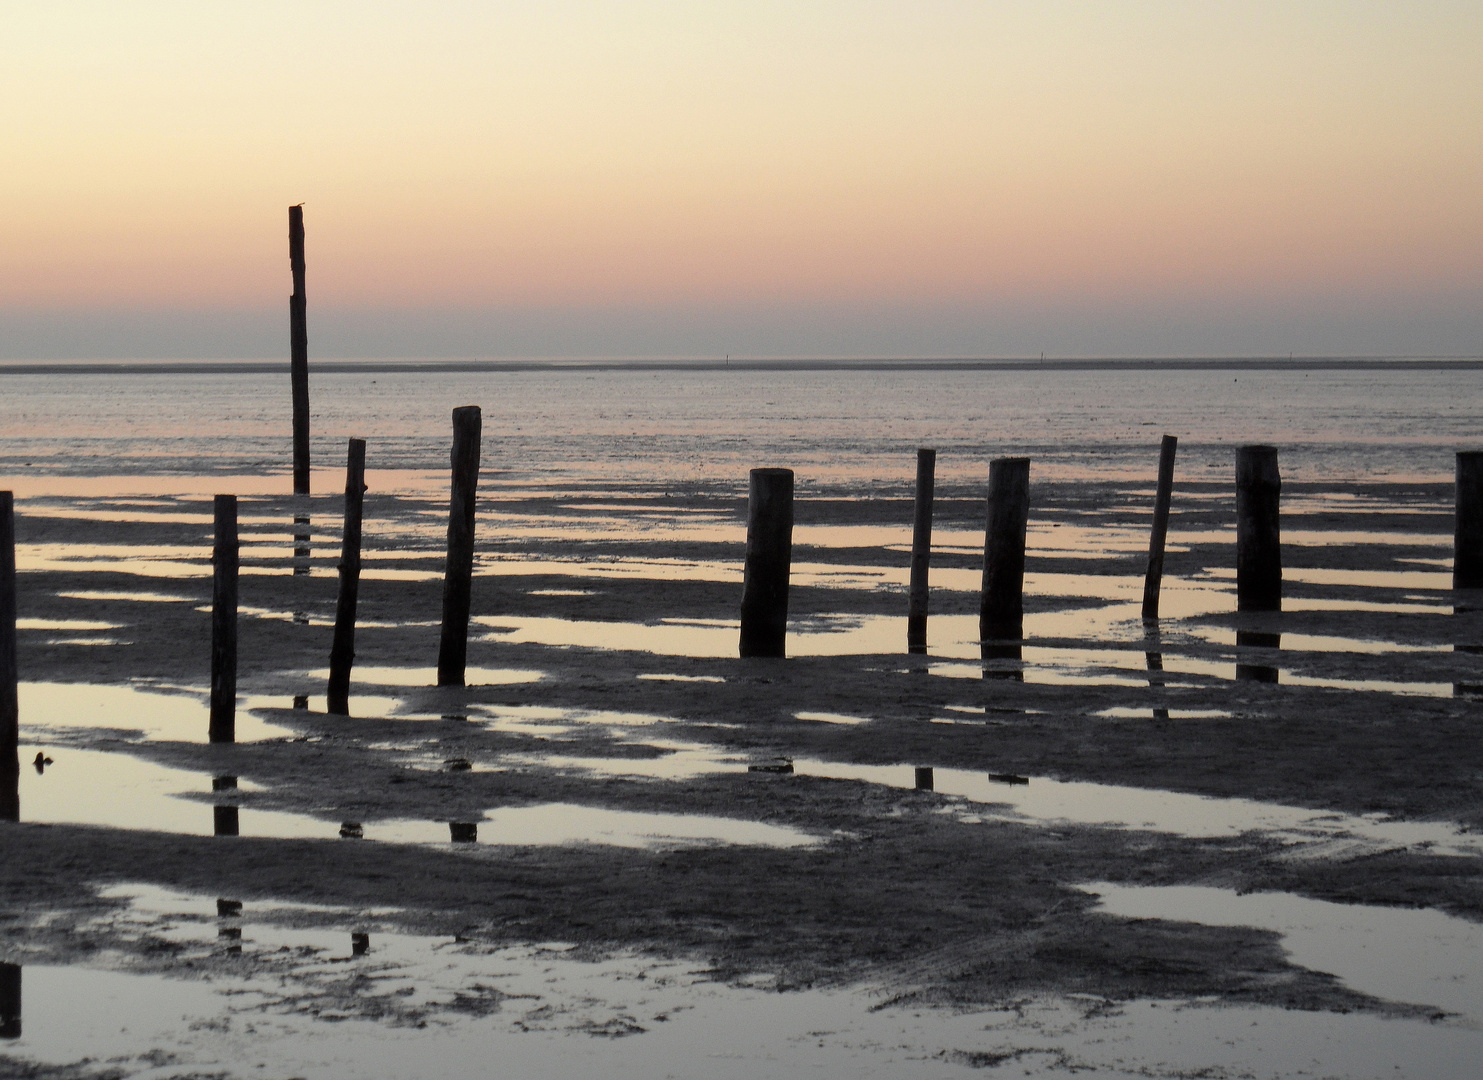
[1141, 435, 1178, 620]
[907, 449, 936, 653]
[327, 439, 367, 715]
[289, 205, 310, 495]
[213, 804, 240, 837]
[0, 494, 16, 823]
[0, 962, 18, 1039]
[1235, 446, 1281, 612]
[914, 766, 934, 791]
[210, 495, 238, 743]
[1454, 452, 1483, 590]
[980, 458, 1031, 642]
[449, 822, 478, 842]
[437, 407, 482, 686]
[739, 468, 794, 658]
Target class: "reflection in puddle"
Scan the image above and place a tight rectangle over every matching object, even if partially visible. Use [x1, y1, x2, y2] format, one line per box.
[59, 590, 189, 606]
[16, 618, 120, 631]
[636, 673, 726, 683]
[795, 711, 870, 725]
[789, 760, 1483, 856]
[306, 666, 544, 688]
[4, 881, 1479, 1078]
[14, 746, 317, 838]
[368, 805, 817, 849]
[19, 683, 297, 743]
[13, 745, 808, 849]
[1095, 707, 1232, 719]
[1084, 882, 1483, 1019]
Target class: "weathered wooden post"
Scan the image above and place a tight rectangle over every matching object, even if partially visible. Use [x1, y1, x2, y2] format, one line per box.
[0, 962, 18, 1038]
[210, 495, 238, 743]
[289, 205, 310, 496]
[437, 407, 482, 686]
[327, 439, 367, 715]
[739, 468, 794, 658]
[1235, 446, 1281, 611]
[980, 457, 1031, 642]
[1141, 435, 1178, 620]
[1454, 451, 1483, 590]
[0, 493, 16, 824]
[907, 449, 936, 653]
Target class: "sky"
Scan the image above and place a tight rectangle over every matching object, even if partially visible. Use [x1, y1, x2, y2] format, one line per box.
[1, 1, 1480, 359]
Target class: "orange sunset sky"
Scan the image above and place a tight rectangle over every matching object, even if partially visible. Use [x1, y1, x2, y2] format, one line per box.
[2, 1, 1480, 358]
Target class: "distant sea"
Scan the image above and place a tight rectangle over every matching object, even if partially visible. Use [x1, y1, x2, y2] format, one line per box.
[0, 362, 1477, 491]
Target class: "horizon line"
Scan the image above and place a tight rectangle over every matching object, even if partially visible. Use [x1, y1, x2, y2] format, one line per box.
[0, 355, 1481, 376]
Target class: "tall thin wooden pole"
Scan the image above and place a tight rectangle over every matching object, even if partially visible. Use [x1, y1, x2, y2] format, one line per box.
[907, 449, 936, 653]
[437, 407, 482, 686]
[1235, 445, 1281, 612]
[738, 468, 794, 658]
[0, 493, 17, 823]
[327, 439, 367, 715]
[0, 962, 18, 1038]
[1141, 435, 1178, 620]
[289, 205, 310, 496]
[210, 495, 238, 743]
[1454, 451, 1483, 590]
[980, 457, 1031, 642]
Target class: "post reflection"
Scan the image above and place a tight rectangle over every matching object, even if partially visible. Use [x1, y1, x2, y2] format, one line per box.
[980, 640, 1024, 682]
[0, 962, 18, 1038]
[1, 760, 15, 823]
[1235, 630, 1280, 683]
[1453, 600, 1483, 697]
[217, 897, 242, 955]
[292, 511, 311, 578]
[1144, 627, 1169, 719]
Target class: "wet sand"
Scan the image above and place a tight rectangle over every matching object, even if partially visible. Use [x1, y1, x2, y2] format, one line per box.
[2, 470, 1482, 1076]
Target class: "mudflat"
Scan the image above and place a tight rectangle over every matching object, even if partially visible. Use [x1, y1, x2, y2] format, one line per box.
[2, 464, 1480, 1076]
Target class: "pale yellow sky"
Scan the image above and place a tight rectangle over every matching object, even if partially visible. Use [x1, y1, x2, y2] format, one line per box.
[1, 2, 1480, 356]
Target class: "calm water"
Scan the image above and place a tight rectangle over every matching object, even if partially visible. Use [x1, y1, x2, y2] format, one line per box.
[0, 365, 1476, 489]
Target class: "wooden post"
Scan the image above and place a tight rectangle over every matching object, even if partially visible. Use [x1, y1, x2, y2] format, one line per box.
[210, 495, 238, 743]
[213, 804, 240, 836]
[907, 449, 935, 653]
[437, 407, 482, 686]
[1235, 446, 1281, 612]
[289, 205, 310, 496]
[914, 766, 934, 791]
[327, 439, 367, 715]
[738, 468, 794, 658]
[0, 493, 16, 824]
[1454, 452, 1483, 590]
[1141, 435, 1178, 620]
[980, 457, 1031, 642]
[0, 962, 18, 1039]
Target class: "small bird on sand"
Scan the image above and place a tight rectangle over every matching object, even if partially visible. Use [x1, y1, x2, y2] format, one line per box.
[32, 752, 53, 773]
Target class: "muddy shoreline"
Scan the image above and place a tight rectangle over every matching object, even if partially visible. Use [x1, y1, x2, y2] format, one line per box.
[2, 473, 1481, 1075]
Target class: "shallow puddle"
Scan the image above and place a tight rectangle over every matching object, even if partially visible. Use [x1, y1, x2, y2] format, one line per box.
[307, 665, 544, 688]
[19, 682, 297, 743]
[1, 883, 1479, 1079]
[365, 804, 817, 849]
[15, 746, 319, 838]
[1083, 882, 1483, 1020]
[789, 760, 1483, 857]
